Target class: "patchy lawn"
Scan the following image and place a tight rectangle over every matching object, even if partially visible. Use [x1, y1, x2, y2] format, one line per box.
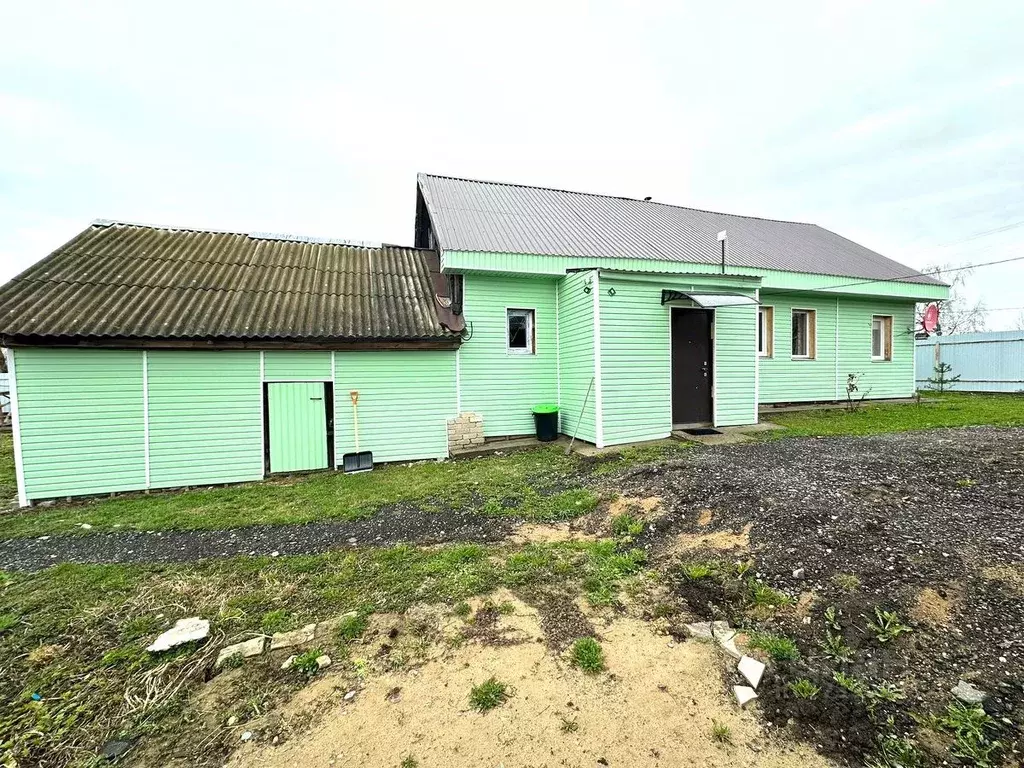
[0, 443, 690, 540]
[3, 410, 1024, 766]
[0, 432, 15, 501]
[764, 392, 1024, 438]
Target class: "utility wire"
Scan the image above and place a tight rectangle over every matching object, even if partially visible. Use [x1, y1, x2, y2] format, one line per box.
[819, 254, 1024, 292]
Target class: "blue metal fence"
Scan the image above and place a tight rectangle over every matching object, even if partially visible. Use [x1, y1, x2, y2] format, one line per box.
[915, 330, 1024, 392]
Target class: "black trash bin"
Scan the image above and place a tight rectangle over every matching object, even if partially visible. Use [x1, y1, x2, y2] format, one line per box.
[532, 403, 559, 442]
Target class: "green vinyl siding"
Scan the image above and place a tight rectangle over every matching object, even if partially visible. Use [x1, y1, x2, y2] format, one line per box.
[334, 351, 456, 463]
[838, 298, 917, 399]
[147, 350, 263, 488]
[758, 293, 840, 403]
[598, 276, 672, 444]
[459, 273, 558, 437]
[713, 304, 758, 426]
[556, 272, 597, 444]
[444, 250, 949, 300]
[758, 293, 916, 403]
[263, 350, 332, 380]
[267, 382, 328, 472]
[14, 348, 146, 500]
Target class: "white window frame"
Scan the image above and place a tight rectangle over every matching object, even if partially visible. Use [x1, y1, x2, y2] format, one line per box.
[506, 307, 536, 355]
[871, 315, 893, 361]
[757, 306, 774, 358]
[791, 308, 816, 360]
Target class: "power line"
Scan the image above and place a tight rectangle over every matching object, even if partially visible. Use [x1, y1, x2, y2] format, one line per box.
[820, 254, 1024, 292]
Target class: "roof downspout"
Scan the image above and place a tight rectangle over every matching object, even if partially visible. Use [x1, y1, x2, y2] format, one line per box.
[718, 230, 728, 274]
[835, 296, 841, 400]
[592, 271, 604, 448]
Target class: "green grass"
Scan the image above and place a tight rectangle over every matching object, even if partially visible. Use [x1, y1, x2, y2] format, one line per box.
[469, 677, 510, 712]
[0, 445, 603, 539]
[0, 538, 644, 764]
[710, 719, 732, 744]
[748, 631, 800, 662]
[0, 433, 15, 501]
[764, 392, 1024, 439]
[787, 678, 821, 699]
[568, 637, 605, 674]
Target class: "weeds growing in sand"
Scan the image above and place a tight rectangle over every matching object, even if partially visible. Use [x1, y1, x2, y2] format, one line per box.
[711, 720, 733, 744]
[469, 677, 510, 712]
[569, 637, 606, 674]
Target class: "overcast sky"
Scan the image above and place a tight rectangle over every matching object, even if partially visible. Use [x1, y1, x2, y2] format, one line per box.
[2, 1, 1022, 328]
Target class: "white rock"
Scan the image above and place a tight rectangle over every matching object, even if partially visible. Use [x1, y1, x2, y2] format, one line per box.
[951, 680, 986, 705]
[216, 636, 267, 669]
[270, 551, 280, 557]
[80, 523, 93, 530]
[344, 690, 356, 701]
[240, 731, 252, 742]
[269, 623, 316, 651]
[738, 655, 765, 689]
[147, 617, 210, 652]
[733, 685, 758, 707]
[281, 654, 297, 670]
[792, 568, 805, 579]
[227, 715, 239, 726]
[316, 654, 332, 670]
[684, 621, 742, 659]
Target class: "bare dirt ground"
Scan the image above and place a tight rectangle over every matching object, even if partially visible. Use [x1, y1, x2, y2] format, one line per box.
[618, 426, 1024, 764]
[224, 594, 830, 768]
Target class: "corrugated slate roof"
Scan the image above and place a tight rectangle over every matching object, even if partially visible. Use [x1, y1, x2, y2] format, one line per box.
[418, 173, 942, 286]
[0, 221, 457, 343]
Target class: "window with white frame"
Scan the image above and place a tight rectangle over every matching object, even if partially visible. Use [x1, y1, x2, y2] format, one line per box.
[791, 309, 816, 359]
[506, 308, 535, 354]
[871, 315, 893, 361]
[758, 306, 774, 357]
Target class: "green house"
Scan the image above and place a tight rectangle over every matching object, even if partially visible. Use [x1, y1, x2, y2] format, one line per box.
[0, 174, 948, 506]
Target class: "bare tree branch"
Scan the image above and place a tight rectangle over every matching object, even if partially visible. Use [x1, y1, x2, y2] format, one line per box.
[916, 263, 987, 335]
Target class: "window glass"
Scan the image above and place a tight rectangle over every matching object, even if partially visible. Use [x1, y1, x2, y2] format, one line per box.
[792, 311, 809, 357]
[758, 307, 773, 357]
[507, 309, 534, 354]
[872, 316, 891, 360]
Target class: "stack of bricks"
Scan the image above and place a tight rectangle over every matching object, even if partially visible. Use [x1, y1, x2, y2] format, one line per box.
[447, 412, 485, 454]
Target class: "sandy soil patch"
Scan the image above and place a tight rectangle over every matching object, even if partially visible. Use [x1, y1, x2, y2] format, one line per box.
[512, 495, 664, 545]
[227, 598, 830, 768]
[981, 564, 1024, 596]
[670, 522, 753, 555]
[909, 586, 956, 627]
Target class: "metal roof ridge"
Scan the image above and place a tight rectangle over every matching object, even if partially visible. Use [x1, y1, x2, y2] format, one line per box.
[417, 172, 818, 228]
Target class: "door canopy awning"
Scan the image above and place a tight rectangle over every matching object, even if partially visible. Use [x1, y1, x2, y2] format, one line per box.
[660, 290, 760, 307]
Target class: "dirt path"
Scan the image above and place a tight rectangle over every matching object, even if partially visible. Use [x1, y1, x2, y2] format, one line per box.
[0, 505, 519, 571]
[225, 596, 832, 768]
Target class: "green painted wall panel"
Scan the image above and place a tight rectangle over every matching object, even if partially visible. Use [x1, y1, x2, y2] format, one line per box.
[713, 304, 758, 426]
[268, 382, 328, 472]
[598, 276, 672, 444]
[838, 298, 917, 399]
[459, 273, 558, 437]
[147, 350, 263, 488]
[444, 250, 949, 300]
[263, 351, 332, 380]
[758, 293, 917, 403]
[556, 272, 597, 444]
[334, 351, 456, 463]
[14, 348, 146, 500]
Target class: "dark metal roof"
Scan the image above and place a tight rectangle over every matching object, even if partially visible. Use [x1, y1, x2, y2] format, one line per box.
[418, 173, 943, 286]
[0, 221, 459, 343]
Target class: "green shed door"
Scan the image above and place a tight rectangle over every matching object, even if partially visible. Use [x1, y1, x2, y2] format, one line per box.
[267, 382, 329, 473]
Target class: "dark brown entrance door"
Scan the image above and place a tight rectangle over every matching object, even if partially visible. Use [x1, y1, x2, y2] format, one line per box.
[671, 308, 713, 424]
